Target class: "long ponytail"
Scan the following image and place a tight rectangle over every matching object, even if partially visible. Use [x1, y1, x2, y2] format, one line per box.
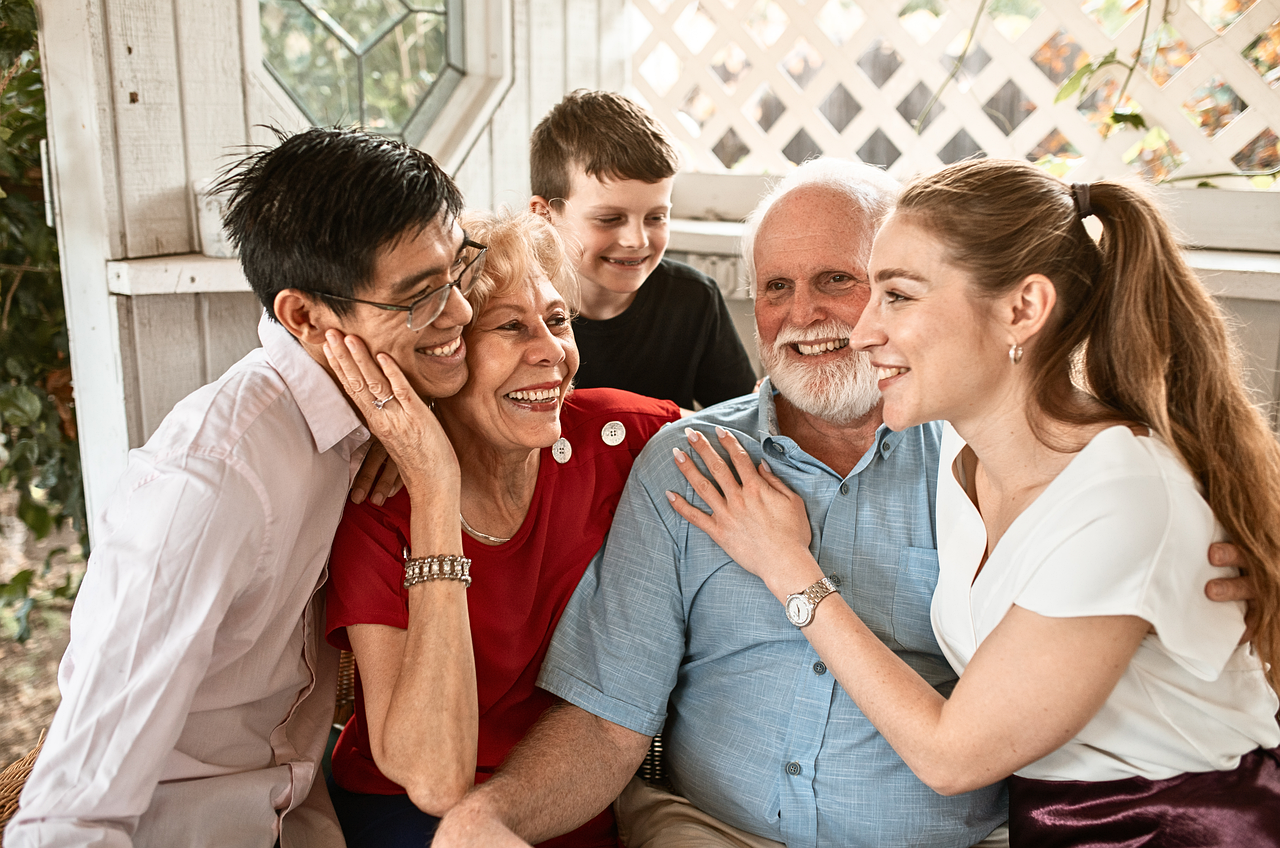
[898, 159, 1280, 691]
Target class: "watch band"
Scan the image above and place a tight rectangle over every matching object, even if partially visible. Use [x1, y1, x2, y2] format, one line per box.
[785, 575, 840, 627]
[803, 576, 839, 607]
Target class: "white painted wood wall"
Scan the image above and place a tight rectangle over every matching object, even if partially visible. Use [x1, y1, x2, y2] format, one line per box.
[37, 0, 629, 537]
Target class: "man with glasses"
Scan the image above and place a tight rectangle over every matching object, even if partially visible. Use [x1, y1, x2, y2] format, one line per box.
[6, 128, 477, 848]
[318, 237, 488, 333]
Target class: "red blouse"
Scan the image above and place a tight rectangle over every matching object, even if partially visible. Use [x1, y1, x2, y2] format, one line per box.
[326, 388, 680, 847]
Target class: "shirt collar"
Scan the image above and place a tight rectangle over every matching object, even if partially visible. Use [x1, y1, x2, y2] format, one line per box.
[258, 312, 369, 456]
[756, 376, 906, 475]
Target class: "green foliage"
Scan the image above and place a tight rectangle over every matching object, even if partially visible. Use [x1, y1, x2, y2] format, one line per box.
[1055, 49, 1120, 103]
[1032, 154, 1082, 179]
[0, 0, 86, 641]
[987, 0, 1043, 17]
[0, 0, 37, 65]
[1056, 0, 1157, 139]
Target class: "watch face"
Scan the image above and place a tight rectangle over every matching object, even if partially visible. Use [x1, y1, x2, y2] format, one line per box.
[786, 594, 811, 626]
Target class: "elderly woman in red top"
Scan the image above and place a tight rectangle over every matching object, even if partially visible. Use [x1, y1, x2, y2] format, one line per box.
[319, 210, 680, 848]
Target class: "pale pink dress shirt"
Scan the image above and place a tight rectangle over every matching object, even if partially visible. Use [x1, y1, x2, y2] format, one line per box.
[6, 314, 369, 847]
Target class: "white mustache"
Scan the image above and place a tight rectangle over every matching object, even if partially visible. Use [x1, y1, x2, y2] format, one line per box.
[773, 321, 857, 349]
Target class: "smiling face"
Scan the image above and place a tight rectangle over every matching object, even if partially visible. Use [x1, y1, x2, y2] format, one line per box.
[855, 213, 1009, 432]
[544, 168, 673, 318]
[436, 274, 579, 456]
[753, 185, 882, 425]
[336, 216, 474, 400]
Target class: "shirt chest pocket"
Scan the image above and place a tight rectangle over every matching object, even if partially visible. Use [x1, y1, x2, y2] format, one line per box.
[891, 546, 942, 653]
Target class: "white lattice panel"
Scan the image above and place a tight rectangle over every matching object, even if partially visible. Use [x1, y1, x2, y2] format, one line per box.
[629, 0, 1280, 189]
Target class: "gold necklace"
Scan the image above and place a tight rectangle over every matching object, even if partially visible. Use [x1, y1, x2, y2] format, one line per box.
[459, 512, 512, 544]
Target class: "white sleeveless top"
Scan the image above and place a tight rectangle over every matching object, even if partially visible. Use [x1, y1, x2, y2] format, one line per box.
[932, 424, 1280, 781]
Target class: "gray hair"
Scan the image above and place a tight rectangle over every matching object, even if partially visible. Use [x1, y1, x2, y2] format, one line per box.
[739, 158, 901, 288]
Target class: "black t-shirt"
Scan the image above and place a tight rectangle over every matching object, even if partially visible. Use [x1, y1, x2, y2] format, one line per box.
[572, 258, 757, 409]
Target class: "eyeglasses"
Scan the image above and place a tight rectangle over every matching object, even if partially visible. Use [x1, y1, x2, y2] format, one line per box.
[318, 238, 488, 330]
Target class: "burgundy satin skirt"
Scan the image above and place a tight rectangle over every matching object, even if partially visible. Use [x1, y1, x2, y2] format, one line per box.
[1008, 747, 1280, 847]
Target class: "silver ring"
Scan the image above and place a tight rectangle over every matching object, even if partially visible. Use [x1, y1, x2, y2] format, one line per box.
[373, 395, 394, 410]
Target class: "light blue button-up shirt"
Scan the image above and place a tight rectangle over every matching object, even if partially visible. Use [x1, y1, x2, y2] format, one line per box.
[539, 382, 1007, 847]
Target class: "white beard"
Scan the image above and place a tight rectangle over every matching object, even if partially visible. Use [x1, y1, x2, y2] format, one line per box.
[758, 321, 881, 425]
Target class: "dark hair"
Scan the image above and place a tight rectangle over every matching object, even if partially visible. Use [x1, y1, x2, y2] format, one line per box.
[530, 90, 679, 202]
[897, 157, 1280, 692]
[215, 127, 464, 319]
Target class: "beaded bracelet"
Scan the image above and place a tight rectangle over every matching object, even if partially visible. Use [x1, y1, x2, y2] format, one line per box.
[403, 554, 472, 589]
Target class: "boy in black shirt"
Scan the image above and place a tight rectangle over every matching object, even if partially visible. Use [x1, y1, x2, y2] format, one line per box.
[529, 90, 756, 409]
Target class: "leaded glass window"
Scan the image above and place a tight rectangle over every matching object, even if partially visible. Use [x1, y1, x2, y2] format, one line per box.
[260, 0, 464, 141]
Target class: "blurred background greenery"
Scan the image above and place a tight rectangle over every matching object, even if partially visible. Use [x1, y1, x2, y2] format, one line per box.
[0, 0, 85, 644]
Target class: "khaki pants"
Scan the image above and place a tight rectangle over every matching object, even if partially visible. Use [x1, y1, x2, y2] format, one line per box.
[614, 776, 1010, 848]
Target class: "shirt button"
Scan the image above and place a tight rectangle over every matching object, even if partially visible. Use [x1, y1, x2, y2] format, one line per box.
[551, 437, 572, 464]
[601, 421, 626, 446]
[881, 441, 891, 455]
[813, 661, 827, 675]
[839, 483, 849, 495]
[785, 761, 802, 776]
[773, 443, 784, 454]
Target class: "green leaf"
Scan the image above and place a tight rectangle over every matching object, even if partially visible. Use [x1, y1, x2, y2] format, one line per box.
[0, 384, 43, 427]
[1055, 50, 1121, 104]
[0, 127, 11, 142]
[1055, 65, 1094, 103]
[0, 569, 33, 602]
[17, 496, 52, 539]
[1110, 110, 1148, 131]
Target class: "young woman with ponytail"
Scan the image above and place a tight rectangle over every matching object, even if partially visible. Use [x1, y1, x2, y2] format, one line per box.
[666, 158, 1280, 844]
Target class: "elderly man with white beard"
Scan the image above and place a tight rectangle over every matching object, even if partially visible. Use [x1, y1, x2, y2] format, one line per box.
[431, 158, 1007, 848]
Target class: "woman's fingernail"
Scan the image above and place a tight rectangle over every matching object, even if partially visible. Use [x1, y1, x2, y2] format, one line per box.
[685, 427, 699, 443]
[715, 425, 728, 438]
[759, 459, 771, 474]
[350, 487, 366, 504]
[665, 491, 677, 503]
[672, 447, 687, 464]
[372, 492, 385, 506]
